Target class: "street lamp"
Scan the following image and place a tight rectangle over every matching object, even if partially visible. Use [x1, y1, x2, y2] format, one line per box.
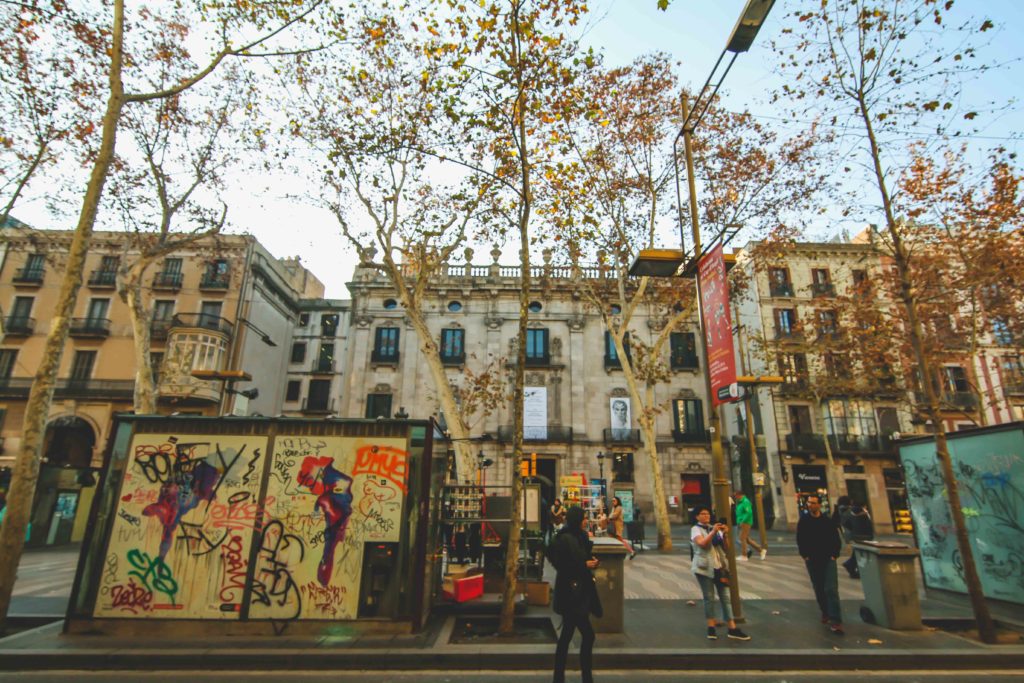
[596, 451, 606, 498]
[629, 0, 777, 623]
[238, 317, 277, 347]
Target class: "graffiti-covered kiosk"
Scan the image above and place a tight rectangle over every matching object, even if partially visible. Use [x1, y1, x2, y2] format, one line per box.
[66, 415, 448, 635]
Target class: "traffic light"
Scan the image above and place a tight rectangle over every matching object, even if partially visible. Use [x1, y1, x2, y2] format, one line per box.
[520, 458, 530, 478]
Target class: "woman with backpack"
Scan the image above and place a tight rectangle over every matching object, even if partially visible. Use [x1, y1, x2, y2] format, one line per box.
[551, 505, 601, 683]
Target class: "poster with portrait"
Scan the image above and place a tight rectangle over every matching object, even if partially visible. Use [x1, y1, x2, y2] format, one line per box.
[609, 398, 631, 440]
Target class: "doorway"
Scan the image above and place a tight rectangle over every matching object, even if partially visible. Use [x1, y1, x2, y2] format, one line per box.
[846, 478, 870, 512]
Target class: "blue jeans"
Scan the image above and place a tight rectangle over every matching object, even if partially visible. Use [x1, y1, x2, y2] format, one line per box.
[695, 572, 733, 622]
[805, 557, 842, 624]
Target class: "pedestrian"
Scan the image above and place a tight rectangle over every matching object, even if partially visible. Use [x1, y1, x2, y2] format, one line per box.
[551, 505, 602, 683]
[797, 494, 844, 634]
[607, 496, 636, 559]
[841, 501, 874, 578]
[550, 498, 566, 543]
[733, 490, 766, 561]
[690, 506, 751, 641]
[831, 495, 855, 578]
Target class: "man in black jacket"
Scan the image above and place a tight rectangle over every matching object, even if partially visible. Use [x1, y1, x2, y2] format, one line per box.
[797, 494, 844, 634]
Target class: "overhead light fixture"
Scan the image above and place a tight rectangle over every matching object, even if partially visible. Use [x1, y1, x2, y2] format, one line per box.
[726, 0, 777, 53]
[628, 249, 686, 277]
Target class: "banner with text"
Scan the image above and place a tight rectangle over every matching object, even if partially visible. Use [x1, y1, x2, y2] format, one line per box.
[698, 242, 738, 406]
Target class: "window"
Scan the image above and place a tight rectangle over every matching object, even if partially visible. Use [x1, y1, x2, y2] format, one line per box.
[604, 332, 631, 369]
[811, 268, 830, 284]
[10, 296, 33, 321]
[611, 452, 634, 483]
[163, 258, 183, 275]
[373, 327, 400, 363]
[321, 314, 339, 338]
[670, 332, 699, 369]
[942, 366, 969, 394]
[306, 379, 332, 412]
[824, 352, 849, 380]
[0, 349, 17, 379]
[383, 299, 398, 310]
[70, 350, 96, 383]
[298, 312, 310, 327]
[447, 301, 463, 312]
[769, 267, 792, 296]
[528, 301, 543, 313]
[153, 300, 175, 321]
[199, 301, 223, 329]
[817, 310, 838, 336]
[440, 328, 465, 364]
[25, 253, 45, 276]
[774, 309, 798, 338]
[525, 328, 549, 365]
[993, 318, 1014, 346]
[100, 255, 119, 272]
[365, 393, 393, 419]
[149, 352, 164, 385]
[778, 352, 808, 385]
[290, 342, 307, 364]
[317, 343, 335, 372]
[285, 380, 301, 402]
[788, 405, 813, 433]
[672, 399, 705, 442]
[87, 298, 110, 321]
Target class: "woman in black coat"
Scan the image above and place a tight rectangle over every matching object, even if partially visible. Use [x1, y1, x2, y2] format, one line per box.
[551, 505, 602, 683]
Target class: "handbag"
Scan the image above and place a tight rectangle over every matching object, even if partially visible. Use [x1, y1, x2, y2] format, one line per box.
[712, 546, 731, 586]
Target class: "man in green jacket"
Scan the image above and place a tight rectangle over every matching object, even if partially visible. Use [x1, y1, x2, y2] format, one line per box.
[733, 491, 766, 560]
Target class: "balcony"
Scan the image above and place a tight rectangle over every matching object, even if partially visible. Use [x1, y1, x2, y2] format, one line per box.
[524, 354, 551, 367]
[811, 282, 836, 298]
[672, 429, 710, 446]
[370, 349, 399, 364]
[150, 319, 172, 341]
[441, 352, 466, 366]
[828, 433, 896, 454]
[785, 432, 826, 453]
[87, 270, 117, 289]
[302, 397, 335, 414]
[769, 282, 793, 297]
[171, 313, 234, 337]
[0, 378, 32, 398]
[603, 428, 641, 445]
[152, 272, 183, 290]
[774, 329, 804, 342]
[497, 425, 573, 443]
[12, 267, 44, 285]
[56, 379, 134, 400]
[69, 317, 111, 338]
[943, 391, 979, 411]
[4, 316, 35, 336]
[312, 360, 335, 374]
[670, 356, 699, 371]
[779, 377, 810, 394]
[1004, 378, 1024, 397]
[199, 272, 230, 291]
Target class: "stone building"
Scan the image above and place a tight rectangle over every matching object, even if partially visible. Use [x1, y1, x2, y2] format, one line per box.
[731, 236, 1024, 533]
[336, 248, 716, 517]
[280, 298, 352, 417]
[0, 225, 322, 546]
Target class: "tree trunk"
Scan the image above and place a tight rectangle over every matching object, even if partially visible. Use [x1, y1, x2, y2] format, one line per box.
[0, 0, 126, 628]
[858, 94, 997, 644]
[125, 267, 158, 414]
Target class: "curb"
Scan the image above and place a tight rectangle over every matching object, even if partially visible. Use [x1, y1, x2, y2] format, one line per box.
[2, 649, 1023, 671]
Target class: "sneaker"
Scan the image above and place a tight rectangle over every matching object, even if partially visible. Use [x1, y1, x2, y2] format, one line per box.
[829, 623, 845, 635]
[736, 555, 748, 562]
[760, 548, 768, 561]
[727, 628, 751, 641]
[746, 549, 753, 559]
[706, 627, 718, 640]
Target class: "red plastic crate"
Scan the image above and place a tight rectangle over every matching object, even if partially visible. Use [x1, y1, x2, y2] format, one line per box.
[452, 573, 483, 602]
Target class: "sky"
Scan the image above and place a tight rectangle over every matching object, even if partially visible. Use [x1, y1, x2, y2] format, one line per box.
[12, 0, 1024, 299]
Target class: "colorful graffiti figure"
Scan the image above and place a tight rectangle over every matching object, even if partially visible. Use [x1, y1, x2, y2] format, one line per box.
[297, 456, 354, 586]
[140, 443, 231, 560]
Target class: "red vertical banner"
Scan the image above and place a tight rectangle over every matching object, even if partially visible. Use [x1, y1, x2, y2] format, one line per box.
[697, 243, 738, 406]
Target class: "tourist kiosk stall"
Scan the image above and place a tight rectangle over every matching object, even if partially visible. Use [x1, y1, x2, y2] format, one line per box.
[65, 414, 449, 635]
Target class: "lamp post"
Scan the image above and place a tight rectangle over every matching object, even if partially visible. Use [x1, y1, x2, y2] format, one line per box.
[596, 451, 606, 500]
[630, 0, 777, 623]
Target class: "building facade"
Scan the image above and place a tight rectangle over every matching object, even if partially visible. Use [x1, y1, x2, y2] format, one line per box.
[0, 226, 322, 545]
[335, 250, 717, 518]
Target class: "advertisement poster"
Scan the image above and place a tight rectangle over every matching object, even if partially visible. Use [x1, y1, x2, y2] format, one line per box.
[697, 242, 738, 406]
[95, 434, 269, 619]
[524, 386, 548, 440]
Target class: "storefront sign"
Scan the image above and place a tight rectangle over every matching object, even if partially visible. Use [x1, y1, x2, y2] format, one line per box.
[697, 242, 738, 406]
[792, 465, 826, 492]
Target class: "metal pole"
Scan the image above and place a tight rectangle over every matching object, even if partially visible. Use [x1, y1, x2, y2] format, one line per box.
[681, 95, 743, 622]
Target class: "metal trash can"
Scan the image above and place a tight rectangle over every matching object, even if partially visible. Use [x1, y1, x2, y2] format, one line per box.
[853, 541, 922, 630]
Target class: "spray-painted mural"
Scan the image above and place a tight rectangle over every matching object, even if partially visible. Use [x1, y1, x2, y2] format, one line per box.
[95, 434, 268, 618]
[248, 436, 408, 621]
[900, 427, 1024, 605]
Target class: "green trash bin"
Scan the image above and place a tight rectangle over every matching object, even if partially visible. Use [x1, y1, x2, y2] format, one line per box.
[853, 541, 922, 630]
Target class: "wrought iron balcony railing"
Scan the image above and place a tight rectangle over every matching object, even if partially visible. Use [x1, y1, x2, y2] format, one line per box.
[152, 272, 183, 290]
[171, 313, 234, 336]
[603, 428, 641, 445]
[672, 429, 710, 445]
[3, 316, 35, 335]
[87, 270, 118, 288]
[199, 273, 231, 290]
[769, 283, 793, 297]
[12, 267, 44, 284]
[811, 282, 836, 298]
[69, 317, 111, 337]
[302, 397, 335, 414]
